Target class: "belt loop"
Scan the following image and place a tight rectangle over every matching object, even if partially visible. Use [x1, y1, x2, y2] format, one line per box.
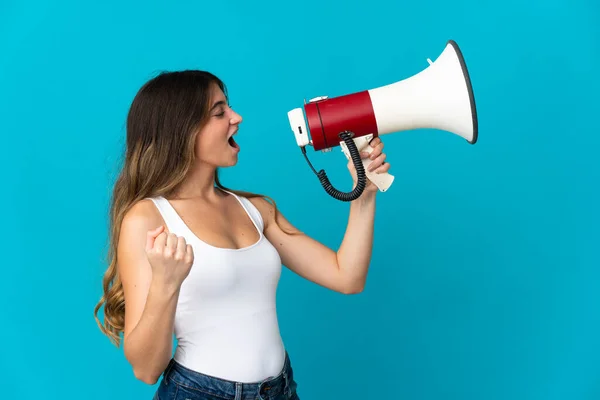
[163, 358, 175, 380]
[283, 368, 290, 397]
[234, 382, 242, 400]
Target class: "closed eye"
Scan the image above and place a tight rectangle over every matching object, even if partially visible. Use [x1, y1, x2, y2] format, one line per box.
[213, 104, 233, 118]
[210, 99, 229, 117]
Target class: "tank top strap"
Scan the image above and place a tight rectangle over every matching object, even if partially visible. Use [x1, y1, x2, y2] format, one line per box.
[219, 189, 265, 233]
[145, 196, 190, 236]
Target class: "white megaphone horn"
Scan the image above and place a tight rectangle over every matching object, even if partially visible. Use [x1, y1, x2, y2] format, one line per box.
[287, 39, 478, 202]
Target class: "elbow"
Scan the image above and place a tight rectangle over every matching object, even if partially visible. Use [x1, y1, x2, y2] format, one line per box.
[133, 367, 161, 385]
[342, 282, 365, 295]
[127, 353, 162, 385]
[124, 345, 169, 385]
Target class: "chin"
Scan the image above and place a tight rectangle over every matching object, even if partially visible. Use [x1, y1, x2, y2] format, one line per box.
[203, 146, 240, 168]
[220, 155, 239, 168]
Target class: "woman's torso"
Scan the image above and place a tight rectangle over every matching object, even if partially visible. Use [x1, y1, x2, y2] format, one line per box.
[147, 189, 286, 383]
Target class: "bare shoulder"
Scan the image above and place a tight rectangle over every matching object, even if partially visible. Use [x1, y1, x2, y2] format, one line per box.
[247, 196, 276, 228]
[121, 198, 164, 233]
[247, 195, 300, 235]
[118, 198, 164, 271]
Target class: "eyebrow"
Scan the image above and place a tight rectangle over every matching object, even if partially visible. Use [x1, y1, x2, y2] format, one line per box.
[210, 100, 227, 111]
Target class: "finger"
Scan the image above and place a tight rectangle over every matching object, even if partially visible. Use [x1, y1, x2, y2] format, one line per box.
[154, 231, 168, 250]
[185, 244, 194, 264]
[374, 161, 391, 174]
[166, 233, 178, 251]
[369, 136, 381, 146]
[360, 151, 370, 159]
[368, 153, 387, 171]
[175, 236, 187, 259]
[369, 142, 384, 160]
[145, 226, 164, 251]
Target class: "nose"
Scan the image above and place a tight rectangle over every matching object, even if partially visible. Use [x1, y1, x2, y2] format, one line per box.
[230, 109, 242, 125]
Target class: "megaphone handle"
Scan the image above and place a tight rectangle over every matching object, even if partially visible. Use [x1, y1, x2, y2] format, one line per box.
[340, 135, 395, 192]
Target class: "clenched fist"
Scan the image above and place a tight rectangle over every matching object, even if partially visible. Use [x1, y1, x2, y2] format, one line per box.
[145, 226, 194, 289]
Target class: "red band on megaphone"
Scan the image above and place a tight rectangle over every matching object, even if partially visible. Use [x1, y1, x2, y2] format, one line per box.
[304, 91, 378, 151]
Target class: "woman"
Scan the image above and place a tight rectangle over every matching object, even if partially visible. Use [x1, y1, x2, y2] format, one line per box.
[94, 70, 390, 400]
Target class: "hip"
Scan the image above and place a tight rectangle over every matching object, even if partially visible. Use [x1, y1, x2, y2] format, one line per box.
[154, 350, 299, 400]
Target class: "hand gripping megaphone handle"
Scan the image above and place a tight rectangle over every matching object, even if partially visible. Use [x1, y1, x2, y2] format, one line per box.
[339, 134, 395, 192]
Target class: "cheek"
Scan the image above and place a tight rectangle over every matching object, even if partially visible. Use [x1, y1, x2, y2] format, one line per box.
[195, 135, 212, 157]
[196, 133, 213, 148]
[195, 132, 223, 160]
[194, 120, 229, 156]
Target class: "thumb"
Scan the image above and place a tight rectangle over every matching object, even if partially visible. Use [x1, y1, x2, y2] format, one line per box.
[145, 225, 164, 251]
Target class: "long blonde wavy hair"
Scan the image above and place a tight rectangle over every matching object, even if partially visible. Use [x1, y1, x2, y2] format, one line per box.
[94, 70, 295, 347]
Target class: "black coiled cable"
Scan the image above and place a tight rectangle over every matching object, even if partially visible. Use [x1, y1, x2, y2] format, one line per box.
[302, 130, 367, 202]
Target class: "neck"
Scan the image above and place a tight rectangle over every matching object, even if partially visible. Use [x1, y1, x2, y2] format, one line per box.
[172, 162, 221, 201]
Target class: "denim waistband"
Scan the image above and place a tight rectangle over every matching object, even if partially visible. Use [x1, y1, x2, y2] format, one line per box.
[164, 351, 293, 400]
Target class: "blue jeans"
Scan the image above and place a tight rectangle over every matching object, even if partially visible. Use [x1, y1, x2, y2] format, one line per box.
[153, 351, 300, 400]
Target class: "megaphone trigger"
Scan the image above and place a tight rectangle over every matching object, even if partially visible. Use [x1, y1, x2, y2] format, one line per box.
[339, 135, 395, 192]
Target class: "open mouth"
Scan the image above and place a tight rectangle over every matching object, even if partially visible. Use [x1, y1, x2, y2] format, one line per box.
[228, 135, 239, 149]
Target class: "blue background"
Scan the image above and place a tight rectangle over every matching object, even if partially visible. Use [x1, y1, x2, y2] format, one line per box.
[1, 0, 598, 399]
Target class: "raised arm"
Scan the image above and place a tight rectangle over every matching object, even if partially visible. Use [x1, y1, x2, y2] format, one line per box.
[251, 137, 389, 294]
[251, 194, 375, 294]
[118, 200, 193, 384]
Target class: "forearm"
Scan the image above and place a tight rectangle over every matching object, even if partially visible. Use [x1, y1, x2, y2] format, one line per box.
[123, 279, 179, 384]
[336, 192, 377, 292]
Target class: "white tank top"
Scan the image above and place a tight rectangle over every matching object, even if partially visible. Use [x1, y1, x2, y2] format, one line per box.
[147, 189, 286, 383]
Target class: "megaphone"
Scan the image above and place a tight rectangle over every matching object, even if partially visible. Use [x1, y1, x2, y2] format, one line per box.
[287, 39, 478, 201]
